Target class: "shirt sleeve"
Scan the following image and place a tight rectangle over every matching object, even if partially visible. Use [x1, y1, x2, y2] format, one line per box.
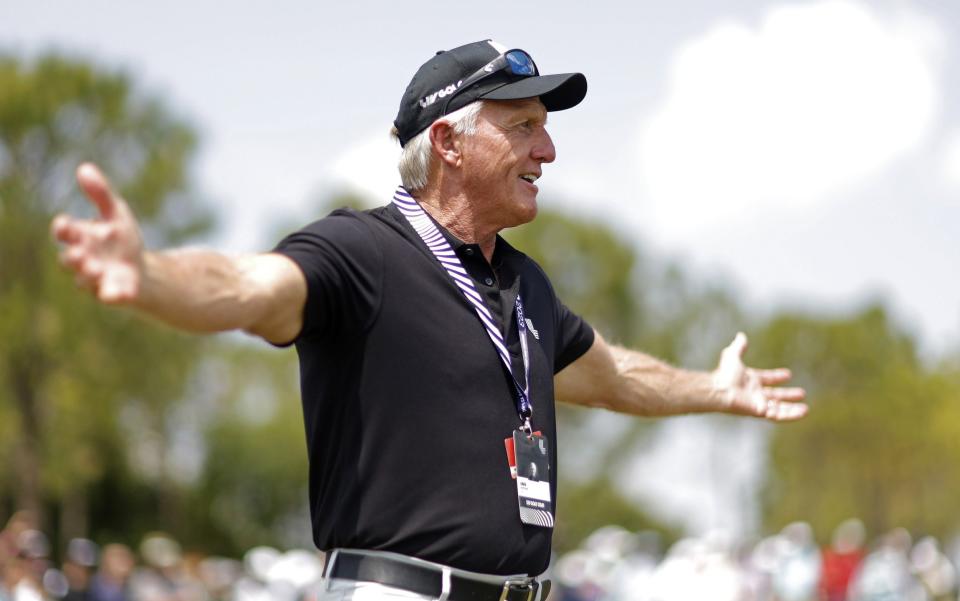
[271, 210, 382, 344]
[553, 300, 595, 373]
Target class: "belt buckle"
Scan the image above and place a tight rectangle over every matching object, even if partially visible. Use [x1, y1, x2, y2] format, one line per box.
[499, 578, 536, 601]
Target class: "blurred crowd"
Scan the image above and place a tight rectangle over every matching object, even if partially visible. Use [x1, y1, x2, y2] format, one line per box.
[3, 510, 960, 601]
[553, 519, 960, 601]
[0, 512, 321, 601]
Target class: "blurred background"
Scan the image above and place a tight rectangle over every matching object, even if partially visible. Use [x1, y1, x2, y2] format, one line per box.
[1, 0, 959, 599]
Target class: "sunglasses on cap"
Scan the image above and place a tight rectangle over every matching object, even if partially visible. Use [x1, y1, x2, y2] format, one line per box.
[440, 49, 539, 115]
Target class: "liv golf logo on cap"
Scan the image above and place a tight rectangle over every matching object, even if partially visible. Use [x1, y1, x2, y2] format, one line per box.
[419, 84, 460, 108]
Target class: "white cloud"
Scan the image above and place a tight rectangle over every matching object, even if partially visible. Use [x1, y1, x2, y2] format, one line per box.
[941, 130, 960, 193]
[324, 132, 402, 202]
[639, 0, 943, 240]
[622, 417, 769, 538]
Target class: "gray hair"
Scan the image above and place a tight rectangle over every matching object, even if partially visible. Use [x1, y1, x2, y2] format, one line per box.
[393, 101, 485, 192]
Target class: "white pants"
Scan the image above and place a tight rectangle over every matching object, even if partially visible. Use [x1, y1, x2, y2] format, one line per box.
[319, 578, 437, 600]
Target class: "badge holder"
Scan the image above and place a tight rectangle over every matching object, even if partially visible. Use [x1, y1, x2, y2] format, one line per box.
[504, 429, 554, 528]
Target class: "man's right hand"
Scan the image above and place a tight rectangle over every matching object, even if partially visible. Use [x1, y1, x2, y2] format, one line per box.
[51, 163, 145, 305]
[51, 162, 306, 343]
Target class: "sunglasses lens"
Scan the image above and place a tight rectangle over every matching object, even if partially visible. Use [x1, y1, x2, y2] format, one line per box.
[505, 51, 536, 76]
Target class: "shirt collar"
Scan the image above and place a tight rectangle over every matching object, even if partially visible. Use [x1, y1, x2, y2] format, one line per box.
[393, 188, 525, 268]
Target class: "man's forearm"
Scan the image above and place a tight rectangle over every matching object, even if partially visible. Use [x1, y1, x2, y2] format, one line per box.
[555, 334, 720, 417]
[556, 330, 807, 421]
[133, 249, 301, 340]
[603, 345, 718, 416]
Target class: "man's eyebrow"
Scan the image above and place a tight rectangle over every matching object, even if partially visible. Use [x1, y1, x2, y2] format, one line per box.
[515, 111, 548, 125]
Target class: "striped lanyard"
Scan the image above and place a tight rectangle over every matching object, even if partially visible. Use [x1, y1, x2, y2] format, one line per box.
[392, 187, 533, 431]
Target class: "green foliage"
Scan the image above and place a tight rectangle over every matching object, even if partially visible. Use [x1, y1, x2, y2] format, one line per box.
[0, 52, 213, 543]
[182, 345, 308, 554]
[506, 211, 640, 346]
[754, 305, 960, 542]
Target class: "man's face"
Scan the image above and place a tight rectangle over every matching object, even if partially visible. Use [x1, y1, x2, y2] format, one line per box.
[458, 98, 556, 229]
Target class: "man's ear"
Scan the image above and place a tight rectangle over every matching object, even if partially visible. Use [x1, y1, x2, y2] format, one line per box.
[429, 120, 462, 168]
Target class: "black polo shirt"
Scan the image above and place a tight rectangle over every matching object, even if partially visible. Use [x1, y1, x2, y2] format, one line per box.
[273, 201, 594, 576]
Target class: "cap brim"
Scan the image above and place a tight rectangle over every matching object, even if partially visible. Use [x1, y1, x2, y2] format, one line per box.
[480, 73, 587, 111]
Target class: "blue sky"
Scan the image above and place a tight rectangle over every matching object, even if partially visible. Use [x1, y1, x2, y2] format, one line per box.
[5, 0, 958, 538]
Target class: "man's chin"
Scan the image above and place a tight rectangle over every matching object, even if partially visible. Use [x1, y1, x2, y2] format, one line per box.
[524, 201, 539, 223]
[507, 200, 538, 228]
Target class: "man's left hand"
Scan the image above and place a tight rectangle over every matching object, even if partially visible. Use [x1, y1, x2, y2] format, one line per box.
[711, 332, 808, 421]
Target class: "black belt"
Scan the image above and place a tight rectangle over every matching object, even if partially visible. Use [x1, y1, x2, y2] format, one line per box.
[325, 550, 549, 601]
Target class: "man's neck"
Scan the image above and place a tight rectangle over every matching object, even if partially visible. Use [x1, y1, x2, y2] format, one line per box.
[413, 187, 498, 262]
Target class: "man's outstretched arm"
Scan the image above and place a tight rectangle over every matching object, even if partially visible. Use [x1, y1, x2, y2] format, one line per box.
[555, 330, 808, 422]
[51, 163, 306, 344]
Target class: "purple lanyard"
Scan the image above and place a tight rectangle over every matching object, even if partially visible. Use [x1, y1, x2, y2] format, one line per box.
[391, 187, 533, 431]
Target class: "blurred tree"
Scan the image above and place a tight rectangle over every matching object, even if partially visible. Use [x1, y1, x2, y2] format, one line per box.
[755, 305, 960, 542]
[181, 344, 308, 554]
[505, 211, 640, 345]
[0, 53, 213, 545]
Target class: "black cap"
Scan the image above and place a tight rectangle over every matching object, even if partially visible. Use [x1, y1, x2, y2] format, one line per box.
[393, 40, 587, 147]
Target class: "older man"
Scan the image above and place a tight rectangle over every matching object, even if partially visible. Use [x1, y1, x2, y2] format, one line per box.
[53, 40, 806, 600]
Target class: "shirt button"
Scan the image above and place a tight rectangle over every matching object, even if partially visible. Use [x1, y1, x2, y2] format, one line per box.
[464, 248, 474, 256]
[484, 277, 494, 286]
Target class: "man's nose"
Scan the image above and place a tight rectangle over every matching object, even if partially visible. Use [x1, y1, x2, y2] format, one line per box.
[533, 128, 556, 164]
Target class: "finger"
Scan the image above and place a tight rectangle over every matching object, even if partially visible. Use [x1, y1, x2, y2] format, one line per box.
[76, 162, 117, 220]
[98, 276, 123, 303]
[80, 258, 104, 281]
[58, 250, 73, 270]
[723, 331, 748, 359]
[764, 400, 809, 422]
[87, 221, 118, 246]
[763, 386, 806, 402]
[57, 219, 98, 248]
[98, 269, 139, 304]
[97, 277, 135, 305]
[756, 368, 792, 385]
[61, 246, 87, 270]
[51, 214, 82, 244]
